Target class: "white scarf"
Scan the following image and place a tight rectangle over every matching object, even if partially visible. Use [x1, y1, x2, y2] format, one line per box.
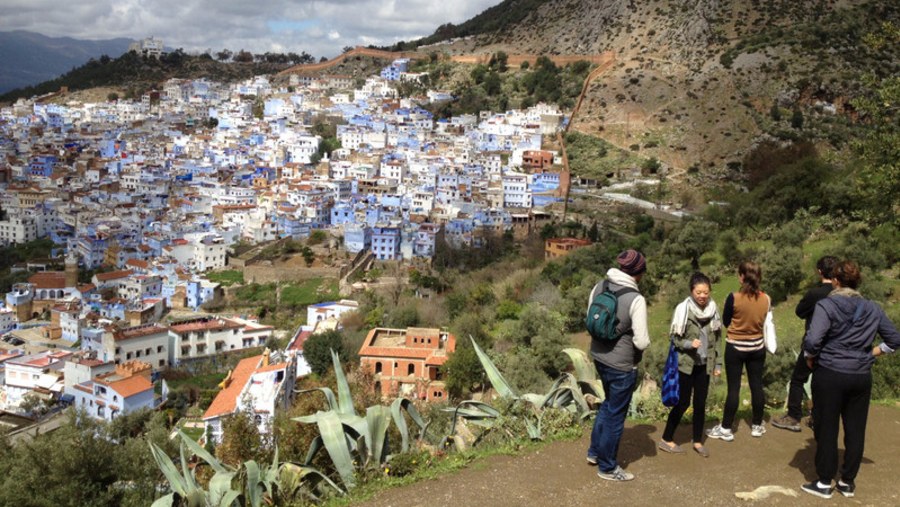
[670, 296, 722, 337]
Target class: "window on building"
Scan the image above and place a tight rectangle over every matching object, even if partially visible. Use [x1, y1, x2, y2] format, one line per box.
[126, 352, 132, 359]
[375, 362, 382, 374]
[157, 346, 163, 353]
[407, 364, 414, 375]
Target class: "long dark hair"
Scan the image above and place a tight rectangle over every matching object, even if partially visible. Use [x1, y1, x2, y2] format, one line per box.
[738, 261, 761, 299]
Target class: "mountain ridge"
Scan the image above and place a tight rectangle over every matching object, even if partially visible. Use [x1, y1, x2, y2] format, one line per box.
[419, 0, 899, 177]
[0, 30, 134, 94]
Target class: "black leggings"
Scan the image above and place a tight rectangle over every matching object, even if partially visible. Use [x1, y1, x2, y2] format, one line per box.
[722, 342, 766, 429]
[812, 366, 871, 484]
[662, 364, 710, 443]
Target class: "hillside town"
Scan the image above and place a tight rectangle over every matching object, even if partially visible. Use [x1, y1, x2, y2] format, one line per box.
[0, 57, 572, 441]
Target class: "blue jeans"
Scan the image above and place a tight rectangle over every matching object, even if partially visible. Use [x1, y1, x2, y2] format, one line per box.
[588, 361, 637, 472]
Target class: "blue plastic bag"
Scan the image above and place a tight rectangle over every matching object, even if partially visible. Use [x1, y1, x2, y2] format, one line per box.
[661, 341, 680, 407]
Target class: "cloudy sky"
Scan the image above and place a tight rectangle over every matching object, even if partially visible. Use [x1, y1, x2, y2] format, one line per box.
[1, 0, 500, 58]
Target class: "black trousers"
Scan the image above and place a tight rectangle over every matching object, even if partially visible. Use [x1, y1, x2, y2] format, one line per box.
[722, 342, 766, 429]
[662, 364, 710, 443]
[787, 350, 813, 420]
[811, 366, 872, 484]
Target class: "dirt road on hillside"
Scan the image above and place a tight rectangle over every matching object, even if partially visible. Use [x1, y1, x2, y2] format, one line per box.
[356, 405, 900, 507]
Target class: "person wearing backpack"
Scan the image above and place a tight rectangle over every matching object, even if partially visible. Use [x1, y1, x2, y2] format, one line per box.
[707, 260, 769, 442]
[586, 249, 650, 482]
[658, 272, 722, 458]
[799, 261, 900, 499]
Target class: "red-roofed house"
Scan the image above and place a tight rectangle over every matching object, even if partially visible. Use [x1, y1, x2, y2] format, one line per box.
[91, 270, 134, 289]
[4, 350, 72, 407]
[67, 360, 155, 421]
[358, 327, 455, 402]
[94, 323, 170, 369]
[168, 316, 248, 364]
[202, 351, 295, 444]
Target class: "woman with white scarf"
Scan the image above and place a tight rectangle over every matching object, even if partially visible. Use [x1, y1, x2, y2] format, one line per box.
[658, 272, 722, 457]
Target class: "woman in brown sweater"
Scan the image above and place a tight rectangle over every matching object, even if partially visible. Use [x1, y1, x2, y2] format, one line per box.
[707, 261, 770, 441]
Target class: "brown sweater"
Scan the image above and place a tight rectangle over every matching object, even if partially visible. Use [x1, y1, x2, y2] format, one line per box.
[724, 291, 768, 341]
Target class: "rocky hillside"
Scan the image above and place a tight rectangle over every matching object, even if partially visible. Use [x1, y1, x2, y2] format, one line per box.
[425, 0, 899, 177]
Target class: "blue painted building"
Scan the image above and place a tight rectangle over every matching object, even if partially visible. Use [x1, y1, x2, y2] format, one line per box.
[371, 225, 400, 260]
[344, 224, 371, 254]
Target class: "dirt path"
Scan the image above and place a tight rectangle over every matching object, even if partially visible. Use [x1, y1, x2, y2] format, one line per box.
[357, 405, 900, 506]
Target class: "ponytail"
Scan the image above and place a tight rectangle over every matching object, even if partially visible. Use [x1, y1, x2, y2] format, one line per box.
[738, 261, 761, 299]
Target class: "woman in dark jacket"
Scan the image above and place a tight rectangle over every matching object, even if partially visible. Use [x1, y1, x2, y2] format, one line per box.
[801, 261, 900, 499]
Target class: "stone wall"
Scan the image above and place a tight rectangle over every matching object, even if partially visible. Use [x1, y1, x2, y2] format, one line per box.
[242, 265, 341, 284]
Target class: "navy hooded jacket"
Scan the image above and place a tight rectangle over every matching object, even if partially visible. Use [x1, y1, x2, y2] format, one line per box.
[803, 293, 900, 374]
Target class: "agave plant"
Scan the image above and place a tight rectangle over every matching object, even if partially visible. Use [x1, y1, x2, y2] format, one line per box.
[292, 350, 429, 490]
[442, 338, 599, 447]
[149, 430, 341, 506]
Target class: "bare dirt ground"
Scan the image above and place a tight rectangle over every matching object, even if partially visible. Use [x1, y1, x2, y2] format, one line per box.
[357, 405, 900, 506]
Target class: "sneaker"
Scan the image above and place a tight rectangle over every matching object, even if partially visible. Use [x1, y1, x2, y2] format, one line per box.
[771, 414, 801, 432]
[801, 481, 833, 499]
[598, 466, 635, 482]
[706, 424, 734, 442]
[751, 424, 767, 437]
[836, 481, 855, 498]
[586, 455, 598, 465]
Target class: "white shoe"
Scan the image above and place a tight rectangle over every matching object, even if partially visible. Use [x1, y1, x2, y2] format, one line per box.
[751, 424, 766, 437]
[706, 424, 734, 442]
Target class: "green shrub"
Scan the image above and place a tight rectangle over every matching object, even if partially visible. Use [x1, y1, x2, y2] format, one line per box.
[761, 247, 804, 302]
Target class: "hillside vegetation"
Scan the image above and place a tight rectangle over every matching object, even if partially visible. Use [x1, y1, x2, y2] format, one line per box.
[417, 0, 899, 178]
[0, 51, 290, 103]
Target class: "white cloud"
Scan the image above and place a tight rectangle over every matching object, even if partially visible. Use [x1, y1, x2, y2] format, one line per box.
[0, 0, 499, 58]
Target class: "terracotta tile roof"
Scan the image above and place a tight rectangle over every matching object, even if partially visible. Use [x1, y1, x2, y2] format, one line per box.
[169, 318, 242, 334]
[77, 283, 96, 292]
[288, 331, 311, 352]
[202, 355, 262, 420]
[255, 362, 287, 374]
[28, 272, 67, 289]
[104, 375, 153, 398]
[113, 324, 168, 341]
[95, 270, 133, 281]
[125, 259, 149, 269]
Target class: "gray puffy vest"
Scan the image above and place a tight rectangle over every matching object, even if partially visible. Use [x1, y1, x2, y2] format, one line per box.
[590, 280, 641, 372]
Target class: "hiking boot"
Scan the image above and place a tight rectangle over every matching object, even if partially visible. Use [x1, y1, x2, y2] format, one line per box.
[598, 466, 634, 482]
[706, 424, 734, 442]
[771, 414, 802, 432]
[836, 481, 855, 498]
[801, 481, 833, 499]
[751, 424, 767, 437]
[586, 455, 598, 466]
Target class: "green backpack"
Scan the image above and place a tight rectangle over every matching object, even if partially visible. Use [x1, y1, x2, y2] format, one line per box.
[585, 281, 637, 341]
